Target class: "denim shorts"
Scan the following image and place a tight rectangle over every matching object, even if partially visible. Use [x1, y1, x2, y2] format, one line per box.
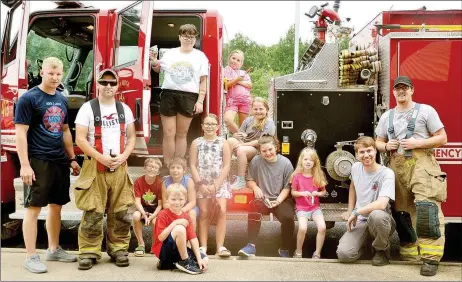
[296, 208, 323, 220]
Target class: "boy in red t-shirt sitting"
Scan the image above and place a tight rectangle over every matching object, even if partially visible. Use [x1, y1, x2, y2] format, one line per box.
[152, 183, 208, 274]
[132, 158, 163, 257]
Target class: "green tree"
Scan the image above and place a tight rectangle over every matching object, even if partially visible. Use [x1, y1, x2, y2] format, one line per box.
[267, 25, 310, 75]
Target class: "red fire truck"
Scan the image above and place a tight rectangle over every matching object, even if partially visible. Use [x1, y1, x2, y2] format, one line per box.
[1, 1, 461, 240]
[264, 4, 462, 226]
[1, 0, 225, 238]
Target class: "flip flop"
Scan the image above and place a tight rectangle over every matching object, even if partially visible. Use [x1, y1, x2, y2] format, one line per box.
[134, 245, 145, 257]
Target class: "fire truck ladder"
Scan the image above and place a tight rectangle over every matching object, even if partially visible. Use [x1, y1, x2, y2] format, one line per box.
[297, 37, 325, 72]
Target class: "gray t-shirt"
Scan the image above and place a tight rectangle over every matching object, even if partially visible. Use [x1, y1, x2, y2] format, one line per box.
[239, 116, 276, 142]
[247, 154, 294, 199]
[350, 162, 395, 220]
[375, 103, 444, 154]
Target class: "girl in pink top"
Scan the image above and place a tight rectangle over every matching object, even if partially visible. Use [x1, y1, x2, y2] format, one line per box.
[291, 148, 327, 259]
[223, 50, 253, 134]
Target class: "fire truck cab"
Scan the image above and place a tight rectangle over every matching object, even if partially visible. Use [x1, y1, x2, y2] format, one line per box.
[1, 0, 225, 238]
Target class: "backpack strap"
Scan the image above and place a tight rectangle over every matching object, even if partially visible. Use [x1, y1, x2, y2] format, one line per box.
[403, 103, 421, 158]
[115, 100, 126, 154]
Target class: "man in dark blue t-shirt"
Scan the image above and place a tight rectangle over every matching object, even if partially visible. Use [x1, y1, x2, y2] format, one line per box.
[14, 57, 80, 274]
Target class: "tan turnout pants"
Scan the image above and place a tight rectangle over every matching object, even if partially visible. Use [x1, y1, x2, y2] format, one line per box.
[73, 156, 135, 260]
[389, 149, 446, 263]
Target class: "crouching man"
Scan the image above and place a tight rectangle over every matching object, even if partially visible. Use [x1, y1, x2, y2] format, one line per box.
[73, 69, 136, 270]
[337, 136, 396, 266]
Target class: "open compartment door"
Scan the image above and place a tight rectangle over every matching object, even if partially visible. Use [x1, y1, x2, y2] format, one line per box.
[112, 0, 153, 155]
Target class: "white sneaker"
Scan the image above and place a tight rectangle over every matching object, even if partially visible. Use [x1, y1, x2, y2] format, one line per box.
[24, 254, 47, 274]
[231, 176, 246, 190]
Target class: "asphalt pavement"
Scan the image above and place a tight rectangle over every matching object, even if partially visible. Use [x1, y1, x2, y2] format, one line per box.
[1, 248, 461, 281]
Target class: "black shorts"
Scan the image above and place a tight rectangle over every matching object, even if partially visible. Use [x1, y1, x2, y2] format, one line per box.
[159, 89, 198, 118]
[158, 234, 195, 270]
[140, 205, 157, 224]
[24, 157, 71, 207]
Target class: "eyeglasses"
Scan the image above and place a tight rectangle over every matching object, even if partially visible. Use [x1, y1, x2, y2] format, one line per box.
[203, 123, 218, 127]
[181, 35, 197, 41]
[393, 85, 410, 91]
[98, 80, 117, 87]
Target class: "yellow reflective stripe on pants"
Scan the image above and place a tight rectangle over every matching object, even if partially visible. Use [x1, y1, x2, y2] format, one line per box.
[400, 246, 419, 257]
[420, 244, 444, 256]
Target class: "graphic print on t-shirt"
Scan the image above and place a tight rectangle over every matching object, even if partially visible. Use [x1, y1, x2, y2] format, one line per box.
[102, 112, 120, 127]
[42, 104, 65, 133]
[170, 61, 194, 85]
[142, 190, 157, 206]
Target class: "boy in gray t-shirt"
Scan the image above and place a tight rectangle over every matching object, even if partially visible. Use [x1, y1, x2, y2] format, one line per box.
[337, 136, 396, 267]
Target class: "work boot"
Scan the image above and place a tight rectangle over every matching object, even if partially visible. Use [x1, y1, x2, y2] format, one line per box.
[110, 251, 129, 267]
[372, 250, 389, 266]
[420, 261, 439, 276]
[78, 258, 96, 270]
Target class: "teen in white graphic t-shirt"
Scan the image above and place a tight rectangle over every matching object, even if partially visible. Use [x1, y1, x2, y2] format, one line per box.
[150, 24, 209, 167]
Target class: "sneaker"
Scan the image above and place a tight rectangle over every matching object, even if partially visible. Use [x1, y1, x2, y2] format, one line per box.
[420, 261, 439, 276]
[24, 254, 47, 274]
[238, 243, 256, 257]
[46, 245, 77, 262]
[175, 257, 202, 275]
[372, 250, 389, 266]
[293, 251, 302, 258]
[231, 176, 246, 190]
[278, 248, 290, 258]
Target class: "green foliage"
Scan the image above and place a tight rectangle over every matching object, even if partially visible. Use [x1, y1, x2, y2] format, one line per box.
[224, 25, 309, 99]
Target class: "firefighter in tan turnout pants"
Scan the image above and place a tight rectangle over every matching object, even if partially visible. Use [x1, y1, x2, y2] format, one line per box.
[73, 69, 136, 270]
[376, 76, 448, 277]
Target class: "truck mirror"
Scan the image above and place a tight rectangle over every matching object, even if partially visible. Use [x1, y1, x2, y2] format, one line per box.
[306, 6, 318, 18]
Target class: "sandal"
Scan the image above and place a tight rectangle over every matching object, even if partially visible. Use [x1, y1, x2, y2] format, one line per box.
[312, 252, 321, 260]
[134, 245, 145, 257]
[216, 247, 231, 258]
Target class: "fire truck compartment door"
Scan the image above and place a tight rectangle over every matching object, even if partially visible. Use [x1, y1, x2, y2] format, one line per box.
[113, 1, 154, 148]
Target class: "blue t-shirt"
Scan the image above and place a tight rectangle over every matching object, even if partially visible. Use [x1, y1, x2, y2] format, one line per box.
[14, 86, 68, 163]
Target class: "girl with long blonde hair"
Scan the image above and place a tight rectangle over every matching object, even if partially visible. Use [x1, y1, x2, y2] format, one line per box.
[227, 97, 276, 190]
[291, 148, 327, 259]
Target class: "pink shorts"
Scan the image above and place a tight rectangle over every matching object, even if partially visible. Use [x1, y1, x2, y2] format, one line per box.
[225, 95, 251, 114]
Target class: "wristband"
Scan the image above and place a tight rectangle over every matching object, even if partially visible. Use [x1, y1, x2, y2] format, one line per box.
[151, 60, 160, 68]
[352, 209, 360, 217]
[197, 101, 203, 104]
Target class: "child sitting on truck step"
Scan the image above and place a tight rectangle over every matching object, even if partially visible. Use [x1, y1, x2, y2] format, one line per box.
[132, 157, 163, 257]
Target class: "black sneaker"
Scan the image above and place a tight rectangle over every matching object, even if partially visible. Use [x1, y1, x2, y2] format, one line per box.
[420, 261, 439, 276]
[372, 250, 389, 266]
[175, 257, 202, 275]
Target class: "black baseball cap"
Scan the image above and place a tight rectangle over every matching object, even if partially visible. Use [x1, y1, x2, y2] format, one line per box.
[393, 76, 413, 88]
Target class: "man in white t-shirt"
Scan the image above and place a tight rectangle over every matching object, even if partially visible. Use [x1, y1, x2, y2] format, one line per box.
[73, 69, 136, 270]
[150, 24, 209, 166]
[337, 136, 396, 267]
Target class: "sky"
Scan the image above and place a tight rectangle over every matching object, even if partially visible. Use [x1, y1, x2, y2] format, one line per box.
[1, 1, 461, 46]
